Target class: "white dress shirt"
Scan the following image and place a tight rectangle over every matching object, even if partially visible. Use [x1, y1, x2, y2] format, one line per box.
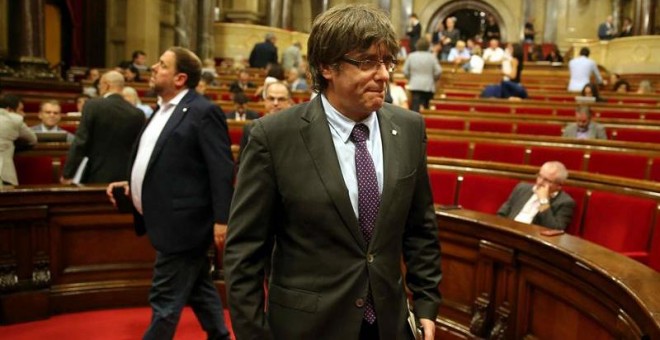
[321, 94, 383, 219]
[130, 89, 189, 214]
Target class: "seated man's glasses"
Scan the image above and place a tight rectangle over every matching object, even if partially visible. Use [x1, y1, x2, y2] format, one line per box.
[340, 55, 397, 73]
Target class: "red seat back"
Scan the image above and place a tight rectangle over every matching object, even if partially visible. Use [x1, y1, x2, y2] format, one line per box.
[457, 174, 518, 214]
[427, 140, 470, 159]
[14, 155, 57, 185]
[228, 128, 243, 145]
[59, 123, 77, 134]
[528, 146, 584, 171]
[516, 107, 552, 116]
[428, 170, 458, 205]
[468, 120, 513, 133]
[613, 128, 660, 144]
[582, 191, 656, 261]
[647, 219, 660, 272]
[516, 122, 563, 136]
[424, 117, 464, 131]
[472, 142, 526, 164]
[587, 151, 649, 180]
[561, 186, 587, 236]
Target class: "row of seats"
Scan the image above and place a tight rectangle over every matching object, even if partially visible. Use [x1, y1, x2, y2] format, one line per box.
[428, 138, 660, 181]
[430, 101, 660, 120]
[428, 168, 660, 272]
[439, 88, 659, 105]
[424, 116, 660, 144]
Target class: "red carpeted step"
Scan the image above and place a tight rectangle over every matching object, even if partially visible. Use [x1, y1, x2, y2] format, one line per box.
[0, 307, 234, 340]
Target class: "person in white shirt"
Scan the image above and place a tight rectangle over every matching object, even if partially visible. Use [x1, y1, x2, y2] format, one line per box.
[482, 38, 505, 63]
[568, 47, 603, 92]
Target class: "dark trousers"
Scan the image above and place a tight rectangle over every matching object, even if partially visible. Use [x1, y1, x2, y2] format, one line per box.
[360, 320, 380, 340]
[143, 251, 230, 340]
[410, 91, 434, 113]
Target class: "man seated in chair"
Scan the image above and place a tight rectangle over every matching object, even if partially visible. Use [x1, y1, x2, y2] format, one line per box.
[497, 161, 576, 230]
[562, 105, 607, 140]
[31, 100, 75, 143]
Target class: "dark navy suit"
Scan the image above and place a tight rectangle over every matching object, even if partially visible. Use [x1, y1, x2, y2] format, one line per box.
[128, 89, 234, 339]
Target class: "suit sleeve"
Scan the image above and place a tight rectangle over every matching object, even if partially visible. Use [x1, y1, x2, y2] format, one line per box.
[18, 121, 37, 146]
[199, 104, 235, 224]
[224, 120, 276, 340]
[596, 124, 608, 139]
[62, 103, 93, 178]
[497, 183, 521, 217]
[535, 194, 576, 230]
[402, 117, 442, 321]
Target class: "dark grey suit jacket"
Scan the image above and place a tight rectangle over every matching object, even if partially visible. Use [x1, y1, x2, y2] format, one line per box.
[497, 182, 576, 230]
[224, 97, 442, 339]
[62, 93, 145, 183]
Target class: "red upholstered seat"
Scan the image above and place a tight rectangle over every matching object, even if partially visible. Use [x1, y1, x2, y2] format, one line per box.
[14, 155, 57, 185]
[649, 158, 660, 182]
[556, 108, 575, 117]
[432, 102, 471, 111]
[60, 102, 78, 113]
[59, 123, 78, 134]
[472, 142, 526, 164]
[587, 151, 649, 180]
[561, 186, 587, 235]
[647, 220, 660, 272]
[427, 140, 469, 159]
[613, 128, 660, 144]
[516, 122, 563, 136]
[596, 110, 641, 120]
[474, 105, 510, 114]
[457, 174, 518, 214]
[424, 117, 465, 131]
[528, 146, 584, 171]
[581, 191, 656, 262]
[228, 128, 243, 146]
[468, 120, 513, 133]
[516, 107, 552, 116]
[428, 170, 458, 205]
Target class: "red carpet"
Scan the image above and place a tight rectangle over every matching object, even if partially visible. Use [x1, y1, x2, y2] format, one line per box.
[0, 307, 234, 340]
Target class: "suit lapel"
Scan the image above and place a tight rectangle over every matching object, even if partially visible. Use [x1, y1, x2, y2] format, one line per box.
[511, 185, 534, 217]
[300, 97, 364, 248]
[372, 107, 401, 243]
[144, 90, 194, 176]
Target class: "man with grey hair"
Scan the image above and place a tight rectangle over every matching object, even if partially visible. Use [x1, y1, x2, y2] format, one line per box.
[61, 70, 145, 183]
[225, 4, 441, 340]
[562, 105, 607, 139]
[249, 32, 278, 68]
[497, 161, 576, 230]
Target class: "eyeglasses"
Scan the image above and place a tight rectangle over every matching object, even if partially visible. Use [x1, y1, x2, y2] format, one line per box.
[537, 173, 559, 185]
[341, 55, 397, 73]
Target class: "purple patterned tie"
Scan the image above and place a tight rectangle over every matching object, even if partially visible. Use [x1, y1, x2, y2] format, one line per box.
[350, 123, 380, 324]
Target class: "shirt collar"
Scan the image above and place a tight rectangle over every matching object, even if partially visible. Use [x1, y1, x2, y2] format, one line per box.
[157, 89, 189, 108]
[321, 94, 378, 143]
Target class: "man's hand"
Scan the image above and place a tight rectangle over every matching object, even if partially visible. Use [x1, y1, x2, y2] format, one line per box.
[535, 183, 550, 200]
[106, 181, 129, 207]
[214, 223, 227, 249]
[60, 176, 73, 185]
[419, 318, 435, 340]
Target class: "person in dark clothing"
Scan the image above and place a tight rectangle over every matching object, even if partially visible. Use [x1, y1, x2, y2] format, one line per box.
[249, 33, 278, 68]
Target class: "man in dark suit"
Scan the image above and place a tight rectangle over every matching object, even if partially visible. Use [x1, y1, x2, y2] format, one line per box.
[228, 70, 257, 94]
[106, 47, 233, 340]
[224, 5, 442, 340]
[406, 14, 422, 52]
[248, 33, 278, 69]
[497, 161, 576, 230]
[225, 92, 260, 121]
[61, 71, 144, 184]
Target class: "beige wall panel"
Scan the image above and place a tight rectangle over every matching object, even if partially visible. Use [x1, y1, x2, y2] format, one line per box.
[573, 36, 660, 75]
[125, 0, 161, 67]
[557, 0, 612, 50]
[213, 23, 309, 60]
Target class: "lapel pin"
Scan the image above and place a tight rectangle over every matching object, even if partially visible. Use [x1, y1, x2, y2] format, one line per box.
[392, 129, 397, 135]
[182, 107, 188, 112]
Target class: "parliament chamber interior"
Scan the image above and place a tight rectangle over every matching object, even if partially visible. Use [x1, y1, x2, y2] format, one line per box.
[1, 0, 659, 339]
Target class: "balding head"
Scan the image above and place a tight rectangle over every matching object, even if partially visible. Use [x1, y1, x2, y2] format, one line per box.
[99, 70, 125, 96]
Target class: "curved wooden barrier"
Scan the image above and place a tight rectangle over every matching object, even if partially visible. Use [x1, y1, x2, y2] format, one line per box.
[434, 208, 660, 339]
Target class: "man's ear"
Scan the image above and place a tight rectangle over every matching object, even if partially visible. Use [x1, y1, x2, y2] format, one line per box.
[174, 73, 188, 88]
[320, 64, 335, 81]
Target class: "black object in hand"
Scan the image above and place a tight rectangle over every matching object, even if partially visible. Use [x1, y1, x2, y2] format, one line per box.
[112, 186, 134, 213]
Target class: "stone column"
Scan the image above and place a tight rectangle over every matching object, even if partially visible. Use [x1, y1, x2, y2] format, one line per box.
[176, 0, 198, 50]
[7, 0, 56, 79]
[634, 0, 655, 35]
[282, 0, 293, 29]
[225, 0, 263, 24]
[125, 0, 161, 69]
[269, 0, 283, 28]
[198, 0, 215, 59]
